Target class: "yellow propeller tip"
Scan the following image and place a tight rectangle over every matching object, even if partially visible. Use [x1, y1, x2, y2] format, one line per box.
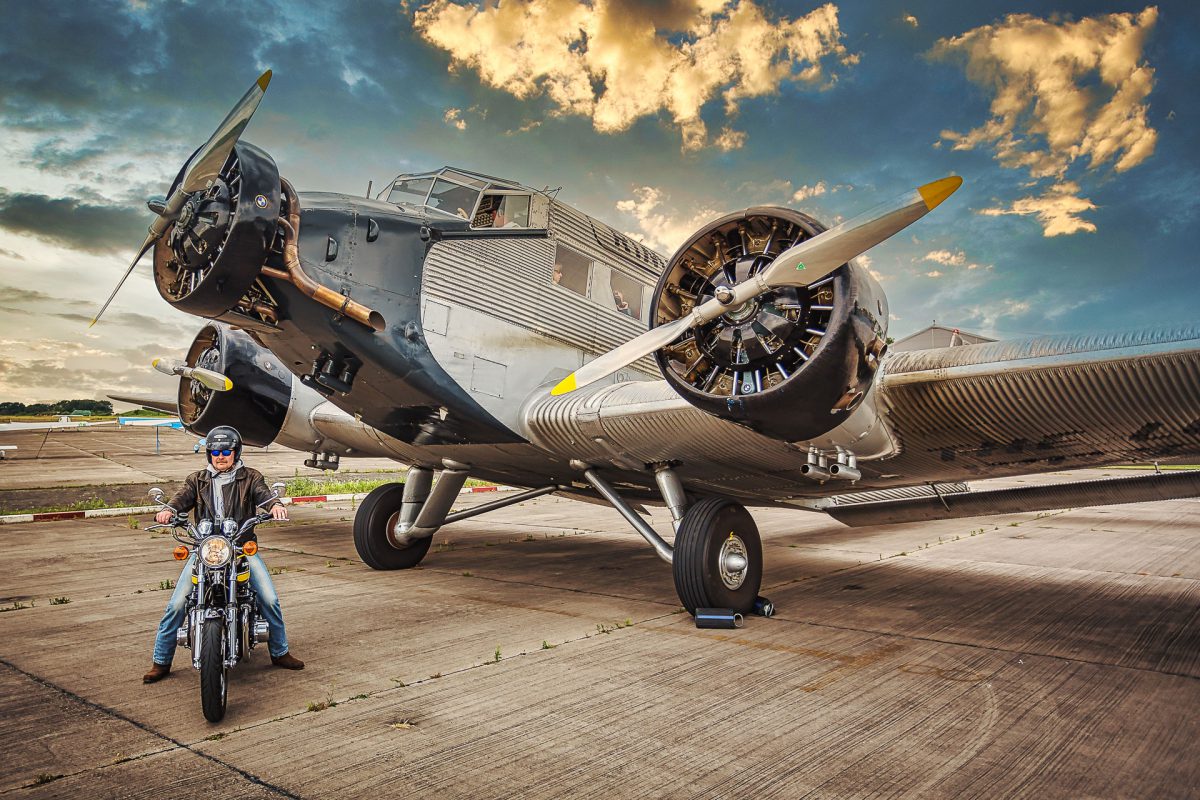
[258, 70, 273, 90]
[551, 374, 578, 396]
[918, 175, 963, 211]
[88, 318, 97, 328]
[222, 378, 233, 391]
[151, 358, 160, 368]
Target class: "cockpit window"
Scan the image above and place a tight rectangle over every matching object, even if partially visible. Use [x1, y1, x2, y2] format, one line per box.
[473, 193, 531, 229]
[387, 176, 434, 206]
[429, 178, 480, 220]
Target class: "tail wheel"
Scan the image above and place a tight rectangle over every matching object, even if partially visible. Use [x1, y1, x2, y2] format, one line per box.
[353, 482, 433, 570]
[199, 621, 228, 723]
[672, 499, 762, 614]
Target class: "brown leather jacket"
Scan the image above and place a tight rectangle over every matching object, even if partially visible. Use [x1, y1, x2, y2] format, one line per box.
[166, 465, 281, 541]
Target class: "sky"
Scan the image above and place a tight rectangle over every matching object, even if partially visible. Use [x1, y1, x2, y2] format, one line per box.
[1, 0, 1196, 405]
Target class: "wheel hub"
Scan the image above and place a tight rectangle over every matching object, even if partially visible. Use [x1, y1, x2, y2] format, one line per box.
[719, 534, 749, 589]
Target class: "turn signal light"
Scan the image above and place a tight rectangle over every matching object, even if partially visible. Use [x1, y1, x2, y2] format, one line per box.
[242, 540, 258, 556]
[173, 545, 189, 561]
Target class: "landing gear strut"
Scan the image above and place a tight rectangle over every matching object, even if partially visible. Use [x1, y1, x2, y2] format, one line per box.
[353, 461, 470, 570]
[672, 498, 762, 614]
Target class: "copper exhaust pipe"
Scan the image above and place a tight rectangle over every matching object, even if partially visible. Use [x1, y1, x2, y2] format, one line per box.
[266, 178, 385, 332]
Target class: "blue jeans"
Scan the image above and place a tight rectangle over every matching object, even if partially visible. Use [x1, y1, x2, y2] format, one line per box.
[152, 553, 289, 664]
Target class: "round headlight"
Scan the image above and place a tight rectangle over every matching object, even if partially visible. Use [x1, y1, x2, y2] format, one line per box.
[199, 536, 232, 567]
[221, 519, 238, 536]
[198, 520, 214, 536]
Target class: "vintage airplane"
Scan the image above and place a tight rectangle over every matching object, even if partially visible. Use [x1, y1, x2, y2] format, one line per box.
[93, 72, 1200, 615]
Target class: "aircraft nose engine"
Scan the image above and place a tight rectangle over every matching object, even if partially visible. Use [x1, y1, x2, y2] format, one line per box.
[152, 142, 281, 319]
[650, 207, 889, 442]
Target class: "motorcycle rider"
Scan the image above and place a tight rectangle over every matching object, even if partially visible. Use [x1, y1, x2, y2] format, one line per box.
[143, 425, 304, 682]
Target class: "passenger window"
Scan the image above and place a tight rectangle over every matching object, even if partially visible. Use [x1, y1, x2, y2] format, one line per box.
[608, 270, 643, 320]
[553, 245, 590, 296]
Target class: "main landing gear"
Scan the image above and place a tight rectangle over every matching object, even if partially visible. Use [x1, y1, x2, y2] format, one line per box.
[352, 459, 763, 617]
[577, 461, 763, 615]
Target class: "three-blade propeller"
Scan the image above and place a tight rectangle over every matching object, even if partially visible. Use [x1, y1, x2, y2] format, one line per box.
[551, 175, 962, 396]
[90, 70, 273, 327]
[152, 358, 233, 392]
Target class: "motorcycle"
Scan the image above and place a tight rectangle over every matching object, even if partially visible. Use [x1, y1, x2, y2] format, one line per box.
[147, 482, 285, 723]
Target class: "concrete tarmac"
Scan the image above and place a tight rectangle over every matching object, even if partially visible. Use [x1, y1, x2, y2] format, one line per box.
[2, 442, 1199, 796]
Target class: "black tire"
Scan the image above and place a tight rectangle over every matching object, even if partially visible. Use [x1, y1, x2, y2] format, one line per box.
[199, 620, 228, 723]
[673, 498, 762, 615]
[353, 482, 433, 570]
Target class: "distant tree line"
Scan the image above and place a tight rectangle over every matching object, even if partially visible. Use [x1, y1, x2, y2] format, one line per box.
[0, 399, 114, 416]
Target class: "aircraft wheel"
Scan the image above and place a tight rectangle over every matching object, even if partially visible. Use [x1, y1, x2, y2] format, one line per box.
[353, 482, 432, 570]
[672, 498, 762, 615]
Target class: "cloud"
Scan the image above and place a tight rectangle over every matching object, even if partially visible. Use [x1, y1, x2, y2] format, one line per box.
[931, 7, 1158, 235]
[923, 248, 987, 269]
[978, 181, 1098, 237]
[443, 107, 467, 130]
[616, 186, 720, 253]
[924, 270, 943, 278]
[792, 181, 827, 202]
[902, 13, 918, 28]
[0, 247, 26, 260]
[0, 190, 145, 254]
[413, 0, 856, 151]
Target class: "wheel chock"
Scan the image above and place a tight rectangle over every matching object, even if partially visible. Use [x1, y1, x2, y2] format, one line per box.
[694, 608, 743, 629]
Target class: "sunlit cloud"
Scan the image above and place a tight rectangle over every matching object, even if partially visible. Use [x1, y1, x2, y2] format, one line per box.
[616, 186, 720, 253]
[923, 248, 987, 269]
[414, 0, 856, 152]
[978, 181, 1098, 237]
[931, 7, 1158, 235]
[902, 13, 918, 28]
[443, 107, 467, 130]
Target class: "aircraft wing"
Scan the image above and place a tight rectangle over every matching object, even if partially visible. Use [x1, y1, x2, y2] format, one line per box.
[108, 393, 179, 415]
[521, 324, 1200, 514]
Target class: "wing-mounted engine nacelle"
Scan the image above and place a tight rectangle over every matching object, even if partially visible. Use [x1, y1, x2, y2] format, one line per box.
[651, 207, 889, 442]
[152, 142, 282, 329]
[174, 321, 349, 458]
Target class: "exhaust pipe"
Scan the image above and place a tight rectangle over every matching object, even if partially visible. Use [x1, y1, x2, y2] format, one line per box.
[261, 177, 385, 332]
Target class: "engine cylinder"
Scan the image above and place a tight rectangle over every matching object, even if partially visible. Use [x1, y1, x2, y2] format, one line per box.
[651, 207, 888, 442]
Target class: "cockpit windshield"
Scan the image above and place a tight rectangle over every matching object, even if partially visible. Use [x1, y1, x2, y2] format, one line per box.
[383, 167, 540, 229]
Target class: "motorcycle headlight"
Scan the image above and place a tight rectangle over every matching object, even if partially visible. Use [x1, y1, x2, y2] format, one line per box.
[198, 520, 214, 537]
[199, 536, 232, 568]
[221, 519, 238, 536]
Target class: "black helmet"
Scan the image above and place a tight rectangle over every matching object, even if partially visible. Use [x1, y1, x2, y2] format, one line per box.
[205, 425, 242, 464]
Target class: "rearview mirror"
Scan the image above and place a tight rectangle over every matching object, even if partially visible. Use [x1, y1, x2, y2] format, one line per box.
[149, 487, 164, 500]
[271, 482, 285, 494]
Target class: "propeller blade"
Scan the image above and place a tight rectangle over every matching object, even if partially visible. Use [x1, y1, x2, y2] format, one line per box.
[152, 358, 233, 392]
[89, 232, 157, 327]
[551, 175, 963, 395]
[551, 315, 695, 396]
[180, 70, 272, 194]
[758, 175, 962, 290]
[92, 71, 273, 328]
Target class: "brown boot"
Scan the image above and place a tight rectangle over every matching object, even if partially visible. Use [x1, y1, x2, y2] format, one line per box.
[142, 662, 171, 683]
[271, 652, 305, 670]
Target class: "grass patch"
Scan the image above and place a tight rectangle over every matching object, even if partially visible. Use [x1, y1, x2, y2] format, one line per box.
[1, 599, 34, 613]
[32, 773, 63, 786]
[49, 596, 71, 605]
[282, 472, 498, 498]
[306, 697, 337, 713]
[8, 497, 141, 515]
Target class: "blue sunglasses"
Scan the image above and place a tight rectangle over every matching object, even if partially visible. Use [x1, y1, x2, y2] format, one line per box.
[209, 449, 234, 457]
